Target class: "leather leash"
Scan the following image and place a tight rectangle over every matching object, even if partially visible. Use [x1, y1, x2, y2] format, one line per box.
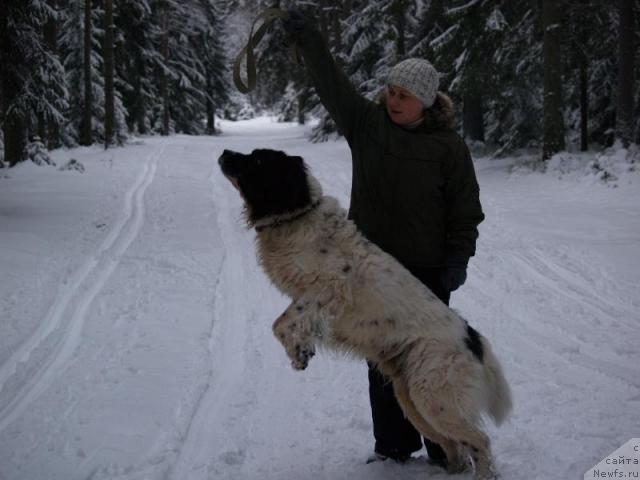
[233, 8, 300, 94]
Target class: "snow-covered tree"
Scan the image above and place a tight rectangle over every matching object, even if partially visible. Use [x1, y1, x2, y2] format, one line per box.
[436, 2, 508, 141]
[104, 0, 115, 147]
[485, 2, 543, 154]
[116, 0, 158, 135]
[542, 0, 566, 160]
[152, 0, 217, 135]
[275, 81, 299, 122]
[199, 0, 232, 134]
[60, 0, 108, 145]
[26, 136, 56, 166]
[615, 0, 636, 147]
[341, 1, 388, 97]
[1, 0, 68, 166]
[2, 0, 635, 161]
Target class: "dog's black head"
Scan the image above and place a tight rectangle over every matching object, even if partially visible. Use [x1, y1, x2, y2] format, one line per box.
[218, 148, 312, 225]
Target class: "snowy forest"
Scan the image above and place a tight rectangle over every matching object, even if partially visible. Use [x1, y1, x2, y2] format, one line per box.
[0, 0, 638, 167]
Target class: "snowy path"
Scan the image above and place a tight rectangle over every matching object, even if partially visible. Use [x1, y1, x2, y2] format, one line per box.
[1, 119, 638, 480]
[0, 145, 165, 432]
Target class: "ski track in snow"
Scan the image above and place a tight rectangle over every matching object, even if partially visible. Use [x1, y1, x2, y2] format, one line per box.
[165, 151, 255, 479]
[0, 145, 165, 432]
[164, 128, 315, 480]
[0, 120, 638, 480]
[506, 250, 639, 388]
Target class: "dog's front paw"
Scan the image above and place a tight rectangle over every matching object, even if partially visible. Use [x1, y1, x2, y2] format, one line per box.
[291, 344, 315, 370]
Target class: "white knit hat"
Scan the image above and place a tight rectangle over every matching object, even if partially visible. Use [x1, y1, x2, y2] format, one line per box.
[387, 58, 440, 108]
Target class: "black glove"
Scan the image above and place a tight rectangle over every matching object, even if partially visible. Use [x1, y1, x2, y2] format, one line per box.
[441, 263, 468, 292]
[282, 9, 310, 36]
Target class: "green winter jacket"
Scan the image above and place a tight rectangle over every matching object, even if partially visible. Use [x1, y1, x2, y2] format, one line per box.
[294, 27, 484, 268]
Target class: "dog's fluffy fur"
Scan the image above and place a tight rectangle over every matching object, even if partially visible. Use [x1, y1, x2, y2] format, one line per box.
[219, 148, 512, 480]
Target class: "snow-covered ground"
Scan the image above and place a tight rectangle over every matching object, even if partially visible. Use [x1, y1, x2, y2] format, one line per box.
[0, 118, 638, 480]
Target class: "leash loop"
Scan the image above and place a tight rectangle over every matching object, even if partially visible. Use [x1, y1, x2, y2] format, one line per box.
[233, 8, 297, 94]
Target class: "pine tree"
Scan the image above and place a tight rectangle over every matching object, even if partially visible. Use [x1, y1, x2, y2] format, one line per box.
[586, 5, 618, 147]
[542, 0, 565, 160]
[1, 0, 68, 166]
[104, 0, 115, 147]
[116, 0, 157, 135]
[563, 0, 618, 151]
[616, 0, 636, 146]
[80, 0, 93, 145]
[152, 0, 215, 135]
[408, 0, 449, 66]
[199, 0, 232, 135]
[425, 1, 508, 142]
[40, 0, 65, 149]
[60, 0, 109, 145]
[635, 0, 640, 143]
[565, 0, 595, 151]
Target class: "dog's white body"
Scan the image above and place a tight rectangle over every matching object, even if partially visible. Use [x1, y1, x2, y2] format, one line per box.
[256, 176, 511, 479]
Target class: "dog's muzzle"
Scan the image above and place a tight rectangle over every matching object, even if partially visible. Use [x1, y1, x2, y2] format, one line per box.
[218, 150, 243, 190]
[218, 149, 239, 171]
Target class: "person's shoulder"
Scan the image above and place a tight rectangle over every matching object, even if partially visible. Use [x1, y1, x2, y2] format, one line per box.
[423, 92, 456, 133]
[425, 125, 469, 159]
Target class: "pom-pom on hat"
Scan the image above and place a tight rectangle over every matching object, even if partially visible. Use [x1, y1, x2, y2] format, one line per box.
[387, 58, 440, 108]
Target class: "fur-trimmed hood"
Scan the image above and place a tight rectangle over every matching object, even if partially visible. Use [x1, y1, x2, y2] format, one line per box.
[378, 90, 456, 131]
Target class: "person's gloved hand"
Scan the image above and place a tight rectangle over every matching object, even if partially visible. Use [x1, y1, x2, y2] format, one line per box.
[282, 9, 310, 36]
[441, 263, 468, 292]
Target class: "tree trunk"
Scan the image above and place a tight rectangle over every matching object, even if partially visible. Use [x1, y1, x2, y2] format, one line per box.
[463, 92, 485, 142]
[3, 117, 26, 167]
[579, 57, 589, 151]
[393, 0, 406, 58]
[206, 99, 215, 134]
[542, 0, 565, 160]
[206, 73, 215, 135]
[37, 113, 46, 140]
[576, 11, 589, 152]
[44, 2, 60, 149]
[80, 0, 93, 146]
[616, 0, 635, 146]
[136, 85, 147, 134]
[297, 88, 310, 125]
[1, 1, 27, 166]
[104, 0, 115, 148]
[318, 1, 328, 40]
[160, 4, 170, 136]
[134, 58, 147, 134]
[331, 3, 342, 53]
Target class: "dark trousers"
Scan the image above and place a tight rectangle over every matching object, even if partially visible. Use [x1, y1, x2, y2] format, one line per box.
[368, 265, 450, 464]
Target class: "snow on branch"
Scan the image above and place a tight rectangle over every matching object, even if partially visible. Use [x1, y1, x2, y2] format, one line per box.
[429, 24, 459, 50]
[446, 0, 481, 16]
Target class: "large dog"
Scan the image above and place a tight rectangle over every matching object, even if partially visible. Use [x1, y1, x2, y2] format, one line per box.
[218, 148, 512, 480]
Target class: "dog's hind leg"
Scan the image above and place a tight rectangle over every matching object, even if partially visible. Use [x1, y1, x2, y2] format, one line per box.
[409, 392, 496, 480]
[443, 423, 495, 480]
[391, 376, 468, 473]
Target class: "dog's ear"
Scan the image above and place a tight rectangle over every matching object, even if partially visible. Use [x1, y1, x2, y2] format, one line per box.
[284, 155, 306, 175]
[285, 155, 310, 204]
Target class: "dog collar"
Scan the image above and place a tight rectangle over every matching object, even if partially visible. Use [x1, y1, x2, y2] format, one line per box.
[255, 200, 322, 232]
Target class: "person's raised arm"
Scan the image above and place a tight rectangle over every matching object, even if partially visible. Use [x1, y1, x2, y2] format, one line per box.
[283, 11, 373, 143]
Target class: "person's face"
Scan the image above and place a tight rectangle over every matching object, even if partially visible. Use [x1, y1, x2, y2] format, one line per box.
[385, 84, 425, 126]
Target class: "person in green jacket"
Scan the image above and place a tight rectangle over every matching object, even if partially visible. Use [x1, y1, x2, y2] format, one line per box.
[282, 11, 485, 469]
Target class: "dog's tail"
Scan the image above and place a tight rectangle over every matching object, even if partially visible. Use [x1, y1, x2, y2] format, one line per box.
[480, 336, 513, 426]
